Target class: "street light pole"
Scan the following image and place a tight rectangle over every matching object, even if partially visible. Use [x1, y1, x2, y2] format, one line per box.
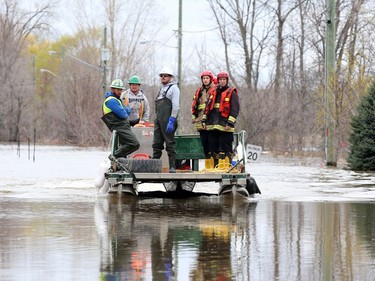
[40, 68, 57, 77]
[101, 27, 109, 96]
[48, 50, 102, 72]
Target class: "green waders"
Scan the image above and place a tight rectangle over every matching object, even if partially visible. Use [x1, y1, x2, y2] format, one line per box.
[152, 97, 178, 172]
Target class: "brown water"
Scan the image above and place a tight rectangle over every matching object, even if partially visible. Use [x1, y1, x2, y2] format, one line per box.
[1, 145, 375, 280]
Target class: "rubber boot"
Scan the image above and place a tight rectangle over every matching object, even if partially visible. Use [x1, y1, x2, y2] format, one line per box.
[225, 152, 233, 168]
[218, 152, 226, 169]
[212, 153, 219, 169]
[204, 154, 214, 170]
[169, 157, 176, 173]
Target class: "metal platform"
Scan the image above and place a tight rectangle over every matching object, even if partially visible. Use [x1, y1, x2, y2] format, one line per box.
[101, 130, 260, 197]
[106, 171, 248, 184]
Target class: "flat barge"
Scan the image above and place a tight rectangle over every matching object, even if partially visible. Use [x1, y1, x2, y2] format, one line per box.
[99, 129, 260, 197]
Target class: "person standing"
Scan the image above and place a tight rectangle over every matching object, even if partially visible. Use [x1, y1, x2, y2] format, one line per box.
[120, 75, 151, 127]
[102, 79, 140, 158]
[202, 71, 240, 167]
[152, 67, 180, 173]
[192, 70, 216, 169]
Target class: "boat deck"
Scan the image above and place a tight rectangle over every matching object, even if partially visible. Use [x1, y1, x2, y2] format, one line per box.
[105, 171, 249, 185]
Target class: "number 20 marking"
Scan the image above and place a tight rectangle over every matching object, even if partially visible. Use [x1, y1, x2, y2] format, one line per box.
[247, 151, 258, 161]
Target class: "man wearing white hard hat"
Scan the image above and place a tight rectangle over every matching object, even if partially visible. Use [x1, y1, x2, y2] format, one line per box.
[152, 66, 180, 173]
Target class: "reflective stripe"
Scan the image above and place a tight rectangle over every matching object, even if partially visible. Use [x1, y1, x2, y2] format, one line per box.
[228, 116, 236, 123]
[195, 123, 204, 130]
[213, 103, 220, 108]
[212, 124, 235, 132]
[198, 104, 206, 110]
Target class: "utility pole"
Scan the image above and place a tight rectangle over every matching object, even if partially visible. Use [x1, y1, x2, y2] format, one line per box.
[177, 0, 182, 85]
[101, 27, 109, 97]
[325, 0, 337, 166]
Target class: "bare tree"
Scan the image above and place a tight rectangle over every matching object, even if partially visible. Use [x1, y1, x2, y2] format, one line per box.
[29, 0, 163, 145]
[3, 0, 375, 156]
[206, 0, 276, 146]
[334, 0, 369, 158]
[0, 0, 53, 142]
[271, 0, 301, 96]
[207, 0, 273, 91]
[100, 0, 161, 81]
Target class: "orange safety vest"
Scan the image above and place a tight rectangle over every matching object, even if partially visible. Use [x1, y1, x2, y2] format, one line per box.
[206, 87, 237, 118]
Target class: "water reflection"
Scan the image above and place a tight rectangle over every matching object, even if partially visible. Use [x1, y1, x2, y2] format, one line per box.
[95, 195, 255, 280]
[95, 196, 375, 281]
[2, 144, 375, 280]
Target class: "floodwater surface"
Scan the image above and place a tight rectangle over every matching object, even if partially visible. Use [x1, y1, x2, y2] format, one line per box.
[0, 144, 375, 280]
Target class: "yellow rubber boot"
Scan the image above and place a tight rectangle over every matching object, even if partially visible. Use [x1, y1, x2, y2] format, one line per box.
[224, 155, 230, 169]
[218, 152, 226, 169]
[204, 158, 213, 170]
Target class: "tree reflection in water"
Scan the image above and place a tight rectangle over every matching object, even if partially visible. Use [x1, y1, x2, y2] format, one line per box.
[95, 196, 375, 280]
[95, 195, 256, 280]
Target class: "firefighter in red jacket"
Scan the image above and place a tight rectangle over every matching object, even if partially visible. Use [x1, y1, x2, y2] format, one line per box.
[192, 70, 216, 169]
[202, 71, 240, 167]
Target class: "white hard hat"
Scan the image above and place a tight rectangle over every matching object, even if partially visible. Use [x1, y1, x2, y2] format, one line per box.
[159, 66, 174, 77]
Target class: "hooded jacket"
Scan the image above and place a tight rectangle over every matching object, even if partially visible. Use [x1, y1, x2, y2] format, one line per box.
[120, 89, 150, 123]
[102, 91, 130, 119]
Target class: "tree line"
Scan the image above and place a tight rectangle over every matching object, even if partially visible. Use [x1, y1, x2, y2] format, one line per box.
[1, 0, 374, 163]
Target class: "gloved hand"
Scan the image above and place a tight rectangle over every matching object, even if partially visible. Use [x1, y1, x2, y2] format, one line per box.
[225, 122, 234, 130]
[166, 117, 176, 133]
[124, 106, 131, 115]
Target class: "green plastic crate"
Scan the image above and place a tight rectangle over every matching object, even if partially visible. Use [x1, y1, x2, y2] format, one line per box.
[175, 134, 205, 160]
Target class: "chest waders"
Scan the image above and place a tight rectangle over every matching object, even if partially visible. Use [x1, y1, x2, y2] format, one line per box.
[102, 97, 140, 158]
[152, 95, 178, 171]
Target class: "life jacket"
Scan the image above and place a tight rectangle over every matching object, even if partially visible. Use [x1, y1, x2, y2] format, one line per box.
[103, 96, 122, 115]
[191, 87, 201, 116]
[206, 87, 237, 118]
[192, 85, 214, 117]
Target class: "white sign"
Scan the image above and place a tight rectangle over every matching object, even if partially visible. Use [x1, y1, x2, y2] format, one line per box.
[246, 144, 262, 162]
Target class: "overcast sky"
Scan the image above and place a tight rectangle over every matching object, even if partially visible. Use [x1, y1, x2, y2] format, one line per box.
[46, 0, 216, 46]
[20, 0, 220, 78]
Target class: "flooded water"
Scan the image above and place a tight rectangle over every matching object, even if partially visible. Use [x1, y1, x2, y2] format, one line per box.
[1, 144, 375, 280]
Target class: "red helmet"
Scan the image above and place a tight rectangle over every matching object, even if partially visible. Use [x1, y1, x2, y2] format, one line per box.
[200, 70, 214, 81]
[217, 71, 229, 80]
